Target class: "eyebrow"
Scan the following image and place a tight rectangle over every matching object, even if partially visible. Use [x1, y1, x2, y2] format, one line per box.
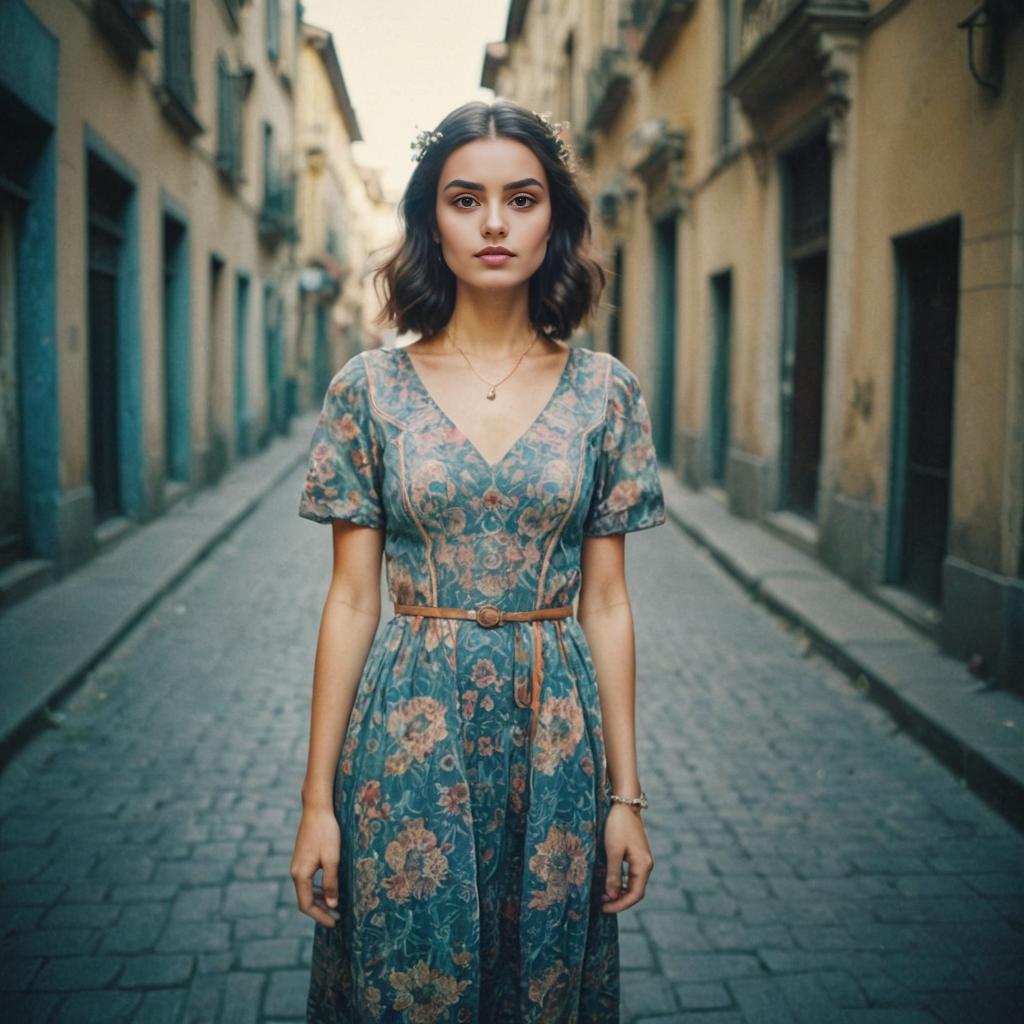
[442, 177, 545, 192]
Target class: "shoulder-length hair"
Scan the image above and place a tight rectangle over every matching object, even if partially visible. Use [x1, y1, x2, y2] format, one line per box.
[371, 99, 606, 342]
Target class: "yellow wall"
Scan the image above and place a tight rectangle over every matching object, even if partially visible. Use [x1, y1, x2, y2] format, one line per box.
[27, 0, 299, 505]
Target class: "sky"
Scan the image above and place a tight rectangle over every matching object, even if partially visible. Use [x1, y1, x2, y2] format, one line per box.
[300, 0, 510, 201]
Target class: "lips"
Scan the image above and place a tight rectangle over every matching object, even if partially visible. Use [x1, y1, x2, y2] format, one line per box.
[475, 246, 513, 256]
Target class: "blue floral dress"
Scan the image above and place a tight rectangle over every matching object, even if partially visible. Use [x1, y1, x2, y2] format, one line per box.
[299, 343, 666, 1023]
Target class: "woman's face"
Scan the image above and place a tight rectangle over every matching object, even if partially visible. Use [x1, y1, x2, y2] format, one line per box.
[433, 136, 552, 290]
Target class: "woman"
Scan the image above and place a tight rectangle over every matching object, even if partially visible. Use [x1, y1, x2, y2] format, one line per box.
[291, 98, 667, 1023]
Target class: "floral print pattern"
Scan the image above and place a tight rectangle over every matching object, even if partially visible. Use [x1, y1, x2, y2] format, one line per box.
[299, 344, 666, 1022]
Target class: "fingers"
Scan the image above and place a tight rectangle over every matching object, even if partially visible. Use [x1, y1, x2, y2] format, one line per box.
[321, 852, 340, 911]
[290, 860, 339, 929]
[604, 849, 623, 903]
[601, 849, 654, 914]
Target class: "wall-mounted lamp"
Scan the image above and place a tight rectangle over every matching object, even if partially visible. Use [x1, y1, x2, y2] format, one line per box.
[957, 0, 1017, 96]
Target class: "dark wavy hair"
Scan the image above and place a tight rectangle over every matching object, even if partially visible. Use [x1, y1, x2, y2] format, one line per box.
[371, 99, 606, 342]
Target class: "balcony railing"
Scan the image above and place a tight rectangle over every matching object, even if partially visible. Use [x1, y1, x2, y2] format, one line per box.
[739, 0, 866, 62]
[629, 0, 696, 67]
[585, 47, 632, 132]
[93, 0, 157, 64]
[727, 0, 869, 124]
[220, 0, 247, 30]
[260, 166, 297, 248]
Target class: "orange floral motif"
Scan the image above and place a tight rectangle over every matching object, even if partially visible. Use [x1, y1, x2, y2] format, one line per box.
[528, 822, 591, 910]
[330, 410, 360, 442]
[383, 817, 450, 903]
[354, 779, 392, 851]
[386, 695, 448, 765]
[437, 780, 472, 824]
[470, 657, 500, 689]
[527, 957, 573, 1018]
[354, 857, 380, 917]
[604, 479, 644, 513]
[383, 750, 412, 776]
[532, 693, 585, 775]
[388, 959, 470, 1023]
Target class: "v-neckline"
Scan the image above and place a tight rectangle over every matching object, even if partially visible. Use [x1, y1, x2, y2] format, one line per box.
[399, 344, 575, 471]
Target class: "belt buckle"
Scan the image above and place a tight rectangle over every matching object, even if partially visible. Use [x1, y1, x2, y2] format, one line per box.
[475, 604, 502, 628]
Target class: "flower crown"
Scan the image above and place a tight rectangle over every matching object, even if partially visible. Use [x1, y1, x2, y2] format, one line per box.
[409, 110, 576, 170]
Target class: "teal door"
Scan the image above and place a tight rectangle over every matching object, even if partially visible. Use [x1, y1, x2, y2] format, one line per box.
[652, 214, 677, 463]
[234, 272, 250, 456]
[887, 218, 960, 607]
[263, 283, 284, 439]
[162, 210, 190, 482]
[709, 270, 732, 485]
[87, 154, 130, 521]
[780, 132, 830, 518]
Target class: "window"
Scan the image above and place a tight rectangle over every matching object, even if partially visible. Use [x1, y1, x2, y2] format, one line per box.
[266, 0, 280, 63]
[216, 55, 244, 184]
[163, 0, 195, 110]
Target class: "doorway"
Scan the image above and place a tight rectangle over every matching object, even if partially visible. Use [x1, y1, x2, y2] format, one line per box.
[709, 269, 733, 485]
[0, 192, 21, 566]
[162, 210, 190, 482]
[207, 252, 227, 479]
[887, 218, 960, 607]
[652, 214, 678, 464]
[780, 131, 830, 519]
[608, 244, 624, 362]
[235, 272, 250, 456]
[87, 154, 133, 523]
[263, 282, 284, 440]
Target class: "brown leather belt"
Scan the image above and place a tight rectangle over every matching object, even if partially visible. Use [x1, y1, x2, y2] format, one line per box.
[392, 603, 574, 742]
[392, 602, 573, 627]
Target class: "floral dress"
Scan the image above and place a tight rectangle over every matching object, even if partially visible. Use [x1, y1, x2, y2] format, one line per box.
[299, 343, 667, 1023]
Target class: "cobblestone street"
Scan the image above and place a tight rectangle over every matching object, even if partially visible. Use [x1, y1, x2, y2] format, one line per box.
[1, 464, 1022, 1023]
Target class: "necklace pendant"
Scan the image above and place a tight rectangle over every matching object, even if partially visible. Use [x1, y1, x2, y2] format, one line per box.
[486, 386, 496, 400]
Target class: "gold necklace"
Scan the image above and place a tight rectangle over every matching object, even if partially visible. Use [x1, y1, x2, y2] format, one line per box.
[445, 322, 541, 400]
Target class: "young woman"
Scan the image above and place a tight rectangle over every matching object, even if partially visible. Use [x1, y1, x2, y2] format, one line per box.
[291, 98, 667, 1023]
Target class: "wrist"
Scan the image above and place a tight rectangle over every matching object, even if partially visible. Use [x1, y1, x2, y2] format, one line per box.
[608, 787, 649, 811]
[301, 783, 333, 813]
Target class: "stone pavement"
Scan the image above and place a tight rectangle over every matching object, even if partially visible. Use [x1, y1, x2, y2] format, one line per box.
[0, 412, 318, 763]
[657, 475, 1024, 830]
[0, 462, 1022, 1023]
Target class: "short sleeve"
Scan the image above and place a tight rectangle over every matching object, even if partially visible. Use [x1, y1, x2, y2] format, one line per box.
[582, 357, 667, 536]
[298, 352, 386, 529]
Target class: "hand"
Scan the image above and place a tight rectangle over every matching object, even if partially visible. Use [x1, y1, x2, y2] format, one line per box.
[290, 806, 342, 928]
[600, 804, 654, 913]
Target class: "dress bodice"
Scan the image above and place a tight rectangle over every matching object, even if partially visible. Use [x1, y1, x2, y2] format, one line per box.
[299, 344, 666, 613]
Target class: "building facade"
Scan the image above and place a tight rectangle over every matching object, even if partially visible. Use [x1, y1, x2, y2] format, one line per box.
[483, 0, 1024, 691]
[294, 21, 394, 410]
[0, 0, 303, 598]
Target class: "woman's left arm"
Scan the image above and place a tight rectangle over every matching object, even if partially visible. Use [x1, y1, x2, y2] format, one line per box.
[578, 532, 655, 914]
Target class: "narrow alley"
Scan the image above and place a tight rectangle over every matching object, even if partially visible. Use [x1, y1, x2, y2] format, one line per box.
[1, 464, 1021, 1023]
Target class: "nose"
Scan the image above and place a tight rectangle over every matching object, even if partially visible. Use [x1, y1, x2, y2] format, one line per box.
[481, 198, 508, 238]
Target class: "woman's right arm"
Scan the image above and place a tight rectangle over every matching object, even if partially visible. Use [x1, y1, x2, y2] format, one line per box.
[290, 518, 385, 928]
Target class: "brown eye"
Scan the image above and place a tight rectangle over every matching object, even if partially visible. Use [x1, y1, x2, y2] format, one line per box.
[511, 194, 536, 208]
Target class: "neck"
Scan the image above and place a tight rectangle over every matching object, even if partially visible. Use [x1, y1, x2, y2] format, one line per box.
[445, 283, 539, 358]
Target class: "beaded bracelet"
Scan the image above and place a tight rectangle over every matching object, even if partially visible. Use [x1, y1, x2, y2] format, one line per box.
[609, 790, 648, 810]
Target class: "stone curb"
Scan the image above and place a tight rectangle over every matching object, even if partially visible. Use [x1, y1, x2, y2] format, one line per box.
[0, 414, 319, 767]
[658, 471, 1024, 832]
